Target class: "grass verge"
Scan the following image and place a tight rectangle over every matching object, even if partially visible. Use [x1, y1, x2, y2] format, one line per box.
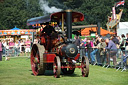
[0, 57, 128, 85]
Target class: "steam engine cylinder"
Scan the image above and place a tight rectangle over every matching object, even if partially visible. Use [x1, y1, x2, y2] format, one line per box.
[61, 44, 78, 58]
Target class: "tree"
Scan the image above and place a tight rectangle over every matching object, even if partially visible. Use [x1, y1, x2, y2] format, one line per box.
[0, 0, 128, 30]
[0, 0, 43, 29]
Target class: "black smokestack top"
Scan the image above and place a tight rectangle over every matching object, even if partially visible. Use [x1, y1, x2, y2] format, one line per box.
[66, 10, 72, 39]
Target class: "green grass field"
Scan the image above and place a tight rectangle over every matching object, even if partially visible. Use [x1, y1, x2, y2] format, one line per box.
[0, 57, 128, 85]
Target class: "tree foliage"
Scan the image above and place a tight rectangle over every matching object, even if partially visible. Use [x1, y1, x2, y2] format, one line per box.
[0, 0, 128, 29]
[0, 0, 43, 29]
[61, 0, 128, 28]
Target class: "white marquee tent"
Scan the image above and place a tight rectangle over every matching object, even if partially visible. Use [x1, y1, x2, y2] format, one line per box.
[117, 22, 128, 37]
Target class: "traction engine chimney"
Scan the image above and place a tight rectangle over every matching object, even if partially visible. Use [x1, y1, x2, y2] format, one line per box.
[66, 10, 72, 39]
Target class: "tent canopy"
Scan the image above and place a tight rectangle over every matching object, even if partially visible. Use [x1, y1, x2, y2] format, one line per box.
[0, 29, 36, 36]
[11, 26, 20, 30]
[81, 27, 115, 36]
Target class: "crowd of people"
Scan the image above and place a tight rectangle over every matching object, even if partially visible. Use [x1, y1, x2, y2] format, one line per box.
[0, 33, 128, 66]
[74, 33, 128, 66]
[0, 38, 31, 60]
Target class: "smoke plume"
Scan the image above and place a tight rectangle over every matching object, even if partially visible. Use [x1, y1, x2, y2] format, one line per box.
[39, 0, 62, 14]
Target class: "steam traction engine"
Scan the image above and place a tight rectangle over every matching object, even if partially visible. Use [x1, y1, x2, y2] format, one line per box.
[30, 10, 89, 78]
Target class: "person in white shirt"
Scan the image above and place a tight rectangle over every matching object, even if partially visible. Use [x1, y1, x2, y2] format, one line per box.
[20, 40, 25, 56]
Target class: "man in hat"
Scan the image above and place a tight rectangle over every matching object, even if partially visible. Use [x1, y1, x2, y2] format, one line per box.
[41, 22, 57, 52]
[41, 22, 56, 36]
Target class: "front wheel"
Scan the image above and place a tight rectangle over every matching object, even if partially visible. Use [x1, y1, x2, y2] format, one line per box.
[53, 56, 61, 78]
[81, 56, 89, 77]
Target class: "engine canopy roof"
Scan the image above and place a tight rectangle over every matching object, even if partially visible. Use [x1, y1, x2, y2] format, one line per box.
[51, 10, 84, 22]
[27, 10, 84, 26]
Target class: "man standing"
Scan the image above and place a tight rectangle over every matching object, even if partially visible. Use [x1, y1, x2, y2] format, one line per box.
[74, 36, 81, 47]
[112, 35, 119, 45]
[79, 39, 85, 59]
[105, 38, 117, 66]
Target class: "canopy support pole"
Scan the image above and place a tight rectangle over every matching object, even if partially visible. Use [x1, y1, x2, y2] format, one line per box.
[62, 14, 64, 32]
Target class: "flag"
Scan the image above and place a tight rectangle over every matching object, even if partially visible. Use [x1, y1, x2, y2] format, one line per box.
[112, 7, 116, 20]
[115, 0, 125, 7]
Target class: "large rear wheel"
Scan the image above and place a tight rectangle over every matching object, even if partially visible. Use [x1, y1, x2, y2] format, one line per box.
[53, 56, 61, 78]
[81, 56, 89, 77]
[31, 44, 45, 76]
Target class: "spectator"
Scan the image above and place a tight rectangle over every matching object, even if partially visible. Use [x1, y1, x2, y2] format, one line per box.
[80, 38, 86, 59]
[9, 39, 15, 54]
[115, 36, 121, 58]
[25, 38, 31, 56]
[15, 40, 20, 56]
[2, 39, 7, 54]
[105, 38, 117, 66]
[97, 38, 107, 65]
[20, 40, 25, 56]
[125, 33, 128, 50]
[120, 34, 126, 55]
[90, 38, 102, 65]
[18, 39, 21, 45]
[9, 39, 15, 49]
[74, 36, 81, 53]
[112, 35, 119, 45]
[85, 39, 93, 62]
[94, 35, 100, 46]
[74, 36, 81, 47]
[120, 34, 126, 47]
[6, 40, 9, 50]
[94, 35, 100, 64]
[0, 40, 2, 61]
[112, 35, 120, 50]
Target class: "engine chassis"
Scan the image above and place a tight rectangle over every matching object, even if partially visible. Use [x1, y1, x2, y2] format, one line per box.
[31, 40, 89, 78]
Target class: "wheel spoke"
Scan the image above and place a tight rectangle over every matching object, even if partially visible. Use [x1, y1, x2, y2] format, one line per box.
[53, 56, 61, 78]
[81, 56, 89, 77]
[35, 51, 40, 63]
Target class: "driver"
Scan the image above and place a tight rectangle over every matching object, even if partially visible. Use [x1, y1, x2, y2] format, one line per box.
[41, 22, 57, 36]
[41, 22, 57, 52]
